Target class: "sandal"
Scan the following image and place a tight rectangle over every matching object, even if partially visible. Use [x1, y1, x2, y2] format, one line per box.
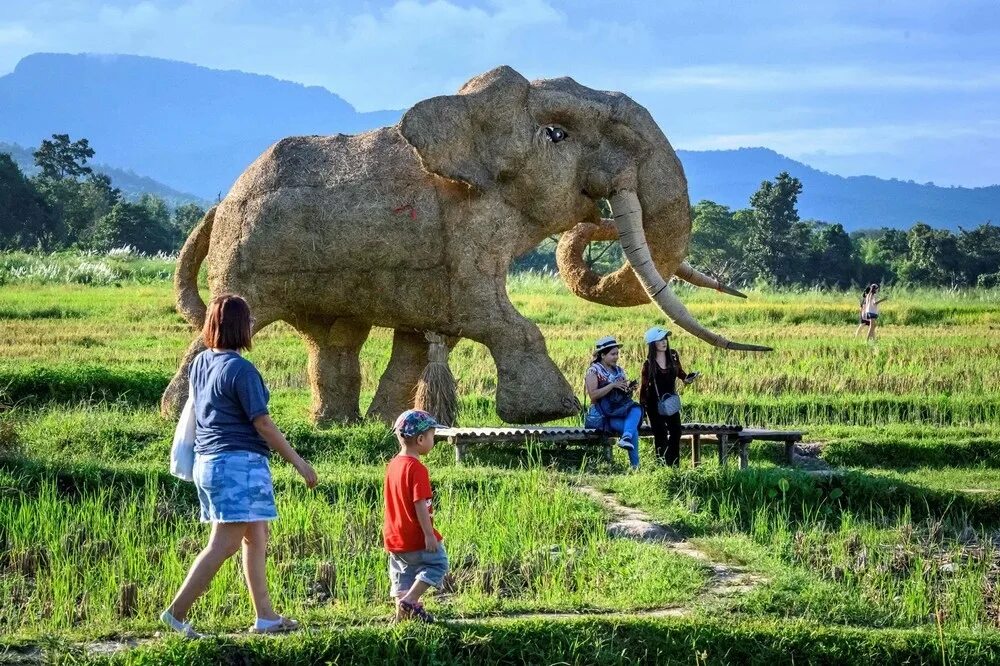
[250, 616, 300, 634]
[398, 600, 435, 623]
[160, 609, 203, 639]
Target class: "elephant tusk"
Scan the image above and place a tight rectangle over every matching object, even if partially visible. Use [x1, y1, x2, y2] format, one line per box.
[610, 190, 771, 352]
[675, 262, 747, 299]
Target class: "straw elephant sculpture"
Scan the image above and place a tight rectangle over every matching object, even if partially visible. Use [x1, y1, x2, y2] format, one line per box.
[161, 65, 766, 426]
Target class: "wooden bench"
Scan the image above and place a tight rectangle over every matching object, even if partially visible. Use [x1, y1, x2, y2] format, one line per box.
[737, 428, 804, 465]
[434, 423, 728, 465]
[436, 424, 804, 469]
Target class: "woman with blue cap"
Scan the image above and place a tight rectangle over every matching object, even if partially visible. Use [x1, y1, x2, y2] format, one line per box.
[639, 326, 698, 466]
[584, 335, 642, 469]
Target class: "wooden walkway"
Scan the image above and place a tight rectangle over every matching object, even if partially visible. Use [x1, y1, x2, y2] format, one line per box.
[435, 424, 803, 469]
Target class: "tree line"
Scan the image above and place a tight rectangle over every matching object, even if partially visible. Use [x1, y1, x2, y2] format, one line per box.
[688, 172, 1000, 289]
[0, 134, 204, 254]
[517, 172, 999, 289]
[2, 136, 998, 287]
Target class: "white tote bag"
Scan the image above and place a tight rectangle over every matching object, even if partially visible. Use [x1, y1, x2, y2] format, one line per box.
[169, 381, 197, 482]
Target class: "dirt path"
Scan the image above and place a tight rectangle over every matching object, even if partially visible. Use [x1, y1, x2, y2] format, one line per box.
[576, 485, 766, 603]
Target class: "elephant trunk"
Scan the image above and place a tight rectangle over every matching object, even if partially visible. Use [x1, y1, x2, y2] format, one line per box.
[556, 202, 747, 301]
[609, 191, 771, 352]
[556, 200, 686, 307]
[555, 210, 647, 306]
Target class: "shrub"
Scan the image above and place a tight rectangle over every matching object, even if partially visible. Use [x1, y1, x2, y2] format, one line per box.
[0, 365, 170, 407]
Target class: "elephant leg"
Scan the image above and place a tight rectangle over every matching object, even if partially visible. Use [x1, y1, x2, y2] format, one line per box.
[293, 317, 371, 426]
[160, 308, 281, 418]
[160, 336, 208, 418]
[366, 329, 429, 424]
[461, 307, 580, 424]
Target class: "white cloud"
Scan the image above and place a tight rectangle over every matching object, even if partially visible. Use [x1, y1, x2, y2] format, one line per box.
[630, 64, 1000, 93]
[96, 2, 162, 30]
[0, 0, 607, 109]
[0, 0, 998, 185]
[0, 23, 32, 45]
[680, 122, 1000, 155]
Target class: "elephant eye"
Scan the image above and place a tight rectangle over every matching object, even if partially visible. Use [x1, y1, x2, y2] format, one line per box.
[544, 126, 568, 143]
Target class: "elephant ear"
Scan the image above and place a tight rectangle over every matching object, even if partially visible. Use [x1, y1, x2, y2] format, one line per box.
[400, 66, 532, 191]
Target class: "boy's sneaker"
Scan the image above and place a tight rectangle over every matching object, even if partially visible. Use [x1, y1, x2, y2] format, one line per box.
[159, 609, 203, 639]
[617, 436, 634, 451]
[399, 600, 435, 623]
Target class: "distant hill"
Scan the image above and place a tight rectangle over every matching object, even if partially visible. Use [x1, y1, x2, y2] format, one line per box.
[1, 53, 996, 230]
[0, 53, 400, 198]
[678, 147, 999, 231]
[0, 141, 206, 208]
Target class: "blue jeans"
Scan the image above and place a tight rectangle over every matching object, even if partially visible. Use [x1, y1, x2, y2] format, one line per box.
[607, 404, 643, 468]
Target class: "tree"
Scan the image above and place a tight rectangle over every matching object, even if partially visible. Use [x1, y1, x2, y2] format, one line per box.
[33, 134, 95, 180]
[784, 219, 815, 283]
[896, 223, 960, 286]
[173, 203, 206, 237]
[688, 200, 749, 283]
[806, 222, 853, 287]
[0, 153, 54, 249]
[29, 135, 116, 248]
[91, 200, 177, 254]
[138, 193, 171, 229]
[744, 171, 803, 284]
[852, 228, 907, 284]
[956, 223, 1000, 286]
[33, 172, 121, 247]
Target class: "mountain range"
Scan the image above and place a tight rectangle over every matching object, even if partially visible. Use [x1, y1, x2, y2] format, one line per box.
[0, 53, 397, 201]
[677, 148, 998, 231]
[1, 53, 997, 231]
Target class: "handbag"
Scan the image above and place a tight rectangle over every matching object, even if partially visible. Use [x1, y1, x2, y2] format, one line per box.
[657, 392, 681, 417]
[651, 361, 681, 417]
[599, 388, 634, 419]
[169, 381, 197, 482]
[583, 365, 636, 430]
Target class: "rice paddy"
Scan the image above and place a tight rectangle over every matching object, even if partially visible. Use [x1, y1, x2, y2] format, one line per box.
[2, 254, 1000, 663]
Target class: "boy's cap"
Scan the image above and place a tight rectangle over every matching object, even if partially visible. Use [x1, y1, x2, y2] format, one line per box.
[393, 409, 446, 438]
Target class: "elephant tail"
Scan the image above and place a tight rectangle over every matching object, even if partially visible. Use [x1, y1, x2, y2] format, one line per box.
[175, 205, 215, 330]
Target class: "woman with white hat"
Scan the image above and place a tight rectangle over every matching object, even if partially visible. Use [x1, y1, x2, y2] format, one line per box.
[639, 326, 698, 466]
[583, 335, 642, 469]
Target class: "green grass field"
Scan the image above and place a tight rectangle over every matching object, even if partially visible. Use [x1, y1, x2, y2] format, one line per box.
[2, 256, 1000, 664]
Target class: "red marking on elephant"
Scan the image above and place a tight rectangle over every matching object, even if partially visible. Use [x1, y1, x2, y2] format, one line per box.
[393, 204, 417, 220]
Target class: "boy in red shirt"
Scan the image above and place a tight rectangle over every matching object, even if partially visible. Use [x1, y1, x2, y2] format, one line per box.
[384, 409, 448, 622]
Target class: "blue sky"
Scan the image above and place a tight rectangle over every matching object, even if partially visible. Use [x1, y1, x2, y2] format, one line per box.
[2, 0, 998, 186]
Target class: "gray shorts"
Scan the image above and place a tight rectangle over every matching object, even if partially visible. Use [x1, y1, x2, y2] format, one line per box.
[388, 545, 449, 597]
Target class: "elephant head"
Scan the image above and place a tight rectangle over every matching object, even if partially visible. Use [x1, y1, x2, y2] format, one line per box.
[400, 65, 767, 352]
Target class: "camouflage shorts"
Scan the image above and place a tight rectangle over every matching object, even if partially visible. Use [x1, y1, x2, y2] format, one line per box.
[193, 451, 277, 523]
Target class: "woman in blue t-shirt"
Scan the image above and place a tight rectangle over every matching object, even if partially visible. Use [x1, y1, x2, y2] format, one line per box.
[160, 294, 318, 638]
[584, 335, 642, 469]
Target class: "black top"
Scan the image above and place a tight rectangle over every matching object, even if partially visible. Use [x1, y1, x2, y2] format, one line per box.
[639, 351, 687, 408]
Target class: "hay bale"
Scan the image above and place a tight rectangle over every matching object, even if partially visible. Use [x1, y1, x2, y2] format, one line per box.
[314, 561, 336, 600]
[117, 582, 138, 619]
[414, 332, 457, 427]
